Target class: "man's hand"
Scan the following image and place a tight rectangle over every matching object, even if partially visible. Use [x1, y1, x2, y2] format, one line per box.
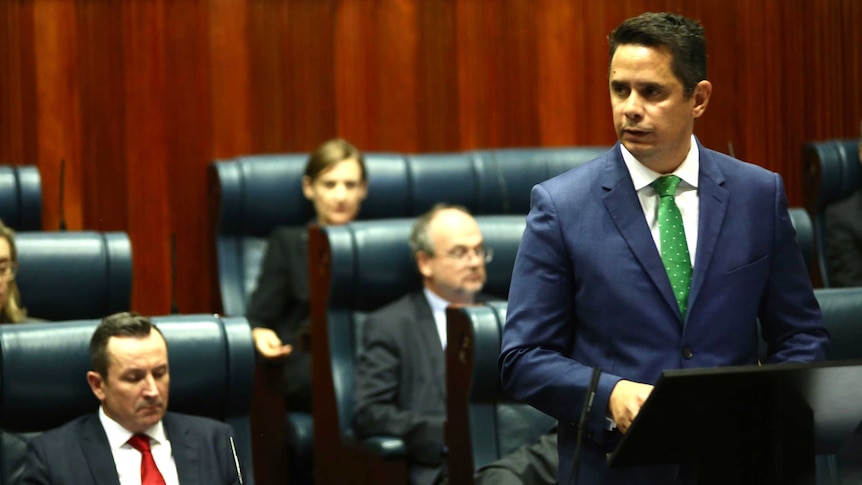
[252, 327, 292, 359]
[608, 380, 654, 433]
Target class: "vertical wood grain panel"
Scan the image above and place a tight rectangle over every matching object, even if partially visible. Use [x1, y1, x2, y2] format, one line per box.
[282, 1, 337, 151]
[375, 0, 418, 151]
[78, 2, 128, 232]
[164, 0, 214, 314]
[122, 0, 171, 314]
[334, 1, 375, 148]
[416, 0, 457, 151]
[33, 1, 83, 231]
[210, 0, 252, 158]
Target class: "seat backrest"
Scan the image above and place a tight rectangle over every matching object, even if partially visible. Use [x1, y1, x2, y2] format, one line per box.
[14, 231, 133, 321]
[802, 139, 861, 287]
[210, 146, 607, 316]
[0, 314, 255, 485]
[0, 166, 42, 231]
[814, 288, 862, 362]
[445, 301, 556, 481]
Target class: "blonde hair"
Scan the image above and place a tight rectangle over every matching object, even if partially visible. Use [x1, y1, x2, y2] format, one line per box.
[0, 219, 27, 323]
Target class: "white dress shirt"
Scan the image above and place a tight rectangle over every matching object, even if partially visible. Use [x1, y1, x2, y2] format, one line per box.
[620, 135, 700, 267]
[98, 406, 180, 485]
[424, 287, 454, 351]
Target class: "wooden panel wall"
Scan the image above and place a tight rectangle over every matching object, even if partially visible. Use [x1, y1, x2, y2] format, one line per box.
[1, 0, 860, 315]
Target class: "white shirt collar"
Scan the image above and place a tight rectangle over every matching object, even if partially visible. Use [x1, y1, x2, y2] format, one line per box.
[620, 134, 700, 190]
[98, 405, 168, 450]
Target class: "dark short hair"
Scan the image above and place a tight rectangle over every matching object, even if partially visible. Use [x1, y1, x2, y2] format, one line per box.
[409, 203, 472, 257]
[89, 312, 165, 378]
[608, 12, 707, 98]
[304, 138, 367, 182]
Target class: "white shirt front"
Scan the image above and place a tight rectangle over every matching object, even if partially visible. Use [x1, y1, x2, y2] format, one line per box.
[98, 407, 180, 485]
[423, 287, 453, 351]
[620, 135, 700, 267]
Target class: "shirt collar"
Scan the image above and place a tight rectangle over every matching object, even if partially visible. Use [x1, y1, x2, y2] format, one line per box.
[620, 135, 700, 190]
[423, 287, 454, 314]
[98, 405, 168, 450]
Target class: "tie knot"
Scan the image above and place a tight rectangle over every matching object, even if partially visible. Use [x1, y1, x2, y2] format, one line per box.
[651, 175, 682, 197]
[128, 433, 152, 453]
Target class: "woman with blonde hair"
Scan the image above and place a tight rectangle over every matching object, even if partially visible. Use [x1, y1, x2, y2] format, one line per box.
[0, 219, 27, 323]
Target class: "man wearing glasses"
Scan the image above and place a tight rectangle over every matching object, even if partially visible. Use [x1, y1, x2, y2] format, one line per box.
[352, 204, 557, 485]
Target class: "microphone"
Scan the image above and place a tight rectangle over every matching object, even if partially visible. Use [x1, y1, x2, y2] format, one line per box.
[229, 436, 244, 484]
[569, 367, 602, 485]
[58, 159, 67, 231]
[170, 233, 179, 314]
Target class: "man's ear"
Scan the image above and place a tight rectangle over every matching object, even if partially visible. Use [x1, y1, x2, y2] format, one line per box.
[87, 371, 106, 402]
[416, 252, 433, 279]
[691, 80, 712, 119]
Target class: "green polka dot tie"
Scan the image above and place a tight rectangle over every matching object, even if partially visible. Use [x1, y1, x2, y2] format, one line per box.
[651, 175, 692, 318]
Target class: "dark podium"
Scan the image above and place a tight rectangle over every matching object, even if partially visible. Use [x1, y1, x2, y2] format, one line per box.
[608, 359, 862, 484]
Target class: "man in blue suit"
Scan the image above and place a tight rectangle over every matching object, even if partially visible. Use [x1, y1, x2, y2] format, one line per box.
[22, 312, 243, 485]
[499, 12, 830, 485]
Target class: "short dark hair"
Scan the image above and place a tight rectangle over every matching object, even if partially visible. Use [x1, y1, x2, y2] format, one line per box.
[90, 312, 165, 378]
[608, 12, 707, 99]
[304, 138, 367, 182]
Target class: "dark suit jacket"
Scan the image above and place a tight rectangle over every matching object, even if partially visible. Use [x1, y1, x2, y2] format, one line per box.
[500, 141, 830, 484]
[353, 291, 495, 485]
[826, 189, 862, 287]
[21, 411, 242, 485]
[246, 226, 312, 410]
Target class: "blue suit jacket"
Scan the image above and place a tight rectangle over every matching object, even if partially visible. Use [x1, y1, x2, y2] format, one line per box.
[21, 412, 243, 485]
[499, 142, 829, 484]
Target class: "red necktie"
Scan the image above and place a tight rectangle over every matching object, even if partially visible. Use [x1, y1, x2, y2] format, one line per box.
[127, 434, 167, 485]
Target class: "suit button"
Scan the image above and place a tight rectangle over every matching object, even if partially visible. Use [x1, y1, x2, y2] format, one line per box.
[682, 346, 694, 359]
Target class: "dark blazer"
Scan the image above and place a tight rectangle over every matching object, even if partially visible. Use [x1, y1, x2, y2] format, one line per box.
[500, 142, 830, 484]
[246, 226, 312, 410]
[22, 411, 242, 485]
[353, 291, 495, 485]
[826, 189, 862, 287]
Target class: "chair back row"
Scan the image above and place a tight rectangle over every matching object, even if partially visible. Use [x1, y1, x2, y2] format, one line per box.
[802, 139, 861, 287]
[210, 146, 608, 316]
[14, 231, 132, 321]
[0, 166, 41, 231]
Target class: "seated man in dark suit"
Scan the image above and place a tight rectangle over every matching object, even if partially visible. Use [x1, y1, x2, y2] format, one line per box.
[826, 124, 862, 287]
[352, 204, 557, 485]
[22, 312, 243, 485]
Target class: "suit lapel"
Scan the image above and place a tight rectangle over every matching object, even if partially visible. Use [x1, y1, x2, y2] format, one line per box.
[688, 147, 728, 315]
[79, 414, 122, 485]
[164, 413, 200, 485]
[601, 148, 681, 318]
[411, 293, 446, 401]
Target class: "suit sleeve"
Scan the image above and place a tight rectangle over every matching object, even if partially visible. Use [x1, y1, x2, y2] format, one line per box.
[20, 438, 52, 485]
[759, 173, 829, 362]
[246, 230, 291, 329]
[499, 183, 620, 445]
[352, 313, 445, 466]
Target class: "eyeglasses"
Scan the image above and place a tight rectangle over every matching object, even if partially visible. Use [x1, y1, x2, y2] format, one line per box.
[439, 246, 493, 264]
[0, 262, 18, 282]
